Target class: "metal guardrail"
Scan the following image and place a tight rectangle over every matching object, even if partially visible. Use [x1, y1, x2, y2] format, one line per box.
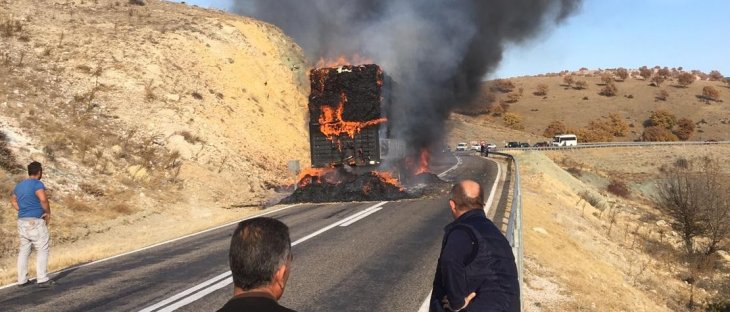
[495, 140, 730, 151]
[488, 151, 523, 311]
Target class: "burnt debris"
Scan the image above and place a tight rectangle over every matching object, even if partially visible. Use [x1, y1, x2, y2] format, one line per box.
[280, 169, 411, 204]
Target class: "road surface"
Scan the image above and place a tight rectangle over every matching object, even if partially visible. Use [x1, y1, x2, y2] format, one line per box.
[0, 154, 500, 312]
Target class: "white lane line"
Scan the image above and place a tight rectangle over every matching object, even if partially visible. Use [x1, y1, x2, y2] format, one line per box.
[417, 157, 501, 312]
[0, 204, 301, 291]
[139, 201, 387, 312]
[438, 155, 463, 178]
[339, 207, 383, 227]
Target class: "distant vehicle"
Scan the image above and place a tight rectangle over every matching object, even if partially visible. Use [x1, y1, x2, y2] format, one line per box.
[506, 142, 521, 148]
[533, 141, 550, 147]
[552, 134, 578, 147]
[471, 143, 482, 151]
[456, 142, 468, 151]
[519, 142, 530, 148]
[485, 143, 497, 149]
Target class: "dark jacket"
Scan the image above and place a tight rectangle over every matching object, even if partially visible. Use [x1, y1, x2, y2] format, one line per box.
[218, 292, 296, 312]
[430, 209, 520, 312]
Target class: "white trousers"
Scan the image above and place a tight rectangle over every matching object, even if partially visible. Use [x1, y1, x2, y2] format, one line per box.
[17, 218, 50, 284]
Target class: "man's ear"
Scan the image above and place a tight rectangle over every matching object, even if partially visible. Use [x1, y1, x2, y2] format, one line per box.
[449, 199, 456, 210]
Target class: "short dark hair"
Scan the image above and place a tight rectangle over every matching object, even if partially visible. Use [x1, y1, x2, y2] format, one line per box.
[229, 217, 291, 290]
[27, 161, 42, 176]
[450, 181, 484, 211]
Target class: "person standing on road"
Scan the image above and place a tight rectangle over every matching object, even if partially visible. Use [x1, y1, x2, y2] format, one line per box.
[219, 217, 296, 312]
[430, 180, 519, 311]
[11, 161, 55, 288]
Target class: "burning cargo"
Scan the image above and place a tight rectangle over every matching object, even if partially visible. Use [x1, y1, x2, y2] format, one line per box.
[308, 64, 394, 167]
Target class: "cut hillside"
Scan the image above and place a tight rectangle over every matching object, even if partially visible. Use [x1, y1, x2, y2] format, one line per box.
[512, 147, 730, 311]
[470, 69, 730, 142]
[0, 0, 310, 284]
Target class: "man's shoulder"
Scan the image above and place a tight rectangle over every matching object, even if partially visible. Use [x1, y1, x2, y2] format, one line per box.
[218, 296, 296, 312]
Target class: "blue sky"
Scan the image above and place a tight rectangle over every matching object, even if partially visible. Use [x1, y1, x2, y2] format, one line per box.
[174, 0, 729, 79]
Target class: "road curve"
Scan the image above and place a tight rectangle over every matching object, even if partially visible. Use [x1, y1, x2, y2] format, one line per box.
[0, 154, 498, 312]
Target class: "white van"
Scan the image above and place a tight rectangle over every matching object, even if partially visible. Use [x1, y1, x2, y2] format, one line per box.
[552, 134, 578, 147]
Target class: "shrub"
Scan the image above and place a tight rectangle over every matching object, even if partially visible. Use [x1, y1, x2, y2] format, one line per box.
[543, 121, 568, 138]
[607, 179, 631, 198]
[616, 68, 629, 81]
[657, 67, 671, 78]
[503, 113, 524, 130]
[534, 84, 549, 96]
[574, 80, 588, 90]
[650, 75, 665, 87]
[491, 79, 515, 93]
[504, 92, 521, 103]
[655, 89, 669, 101]
[677, 72, 695, 87]
[563, 75, 574, 87]
[701, 86, 721, 102]
[599, 81, 618, 96]
[648, 110, 677, 129]
[709, 70, 724, 81]
[0, 131, 21, 173]
[605, 113, 629, 136]
[175, 130, 206, 145]
[575, 127, 613, 142]
[600, 73, 614, 85]
[80, 183, 105, 197]
[639, 66, 653, 80]
[486, 101, 506, 116]
[642, 126, 678, 141]
[674, 118, 695, 141]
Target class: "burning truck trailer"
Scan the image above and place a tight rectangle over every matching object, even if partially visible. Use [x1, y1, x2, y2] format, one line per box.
[280, 64, 420, 204]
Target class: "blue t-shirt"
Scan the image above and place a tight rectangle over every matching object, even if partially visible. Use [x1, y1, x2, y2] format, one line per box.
[14, 179, 46, 219]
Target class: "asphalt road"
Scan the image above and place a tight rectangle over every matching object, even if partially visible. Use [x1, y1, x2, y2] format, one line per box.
[0, 154, 499, 312]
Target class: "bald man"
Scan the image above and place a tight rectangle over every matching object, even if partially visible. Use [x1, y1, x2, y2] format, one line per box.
[430, 180, 519, 312]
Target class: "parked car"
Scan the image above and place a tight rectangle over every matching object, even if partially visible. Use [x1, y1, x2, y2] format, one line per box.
[533, 141, 550, 147]
[506, 141, 520, 148]
[519, 142, 530, 148]
[456, 142, 468, 151]
[485, 143, 497, 149]
[471, 143, 482, 151]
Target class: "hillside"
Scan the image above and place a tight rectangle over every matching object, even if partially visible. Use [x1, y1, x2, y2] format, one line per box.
[0, 0, 310, 284]
[465, 69, 730, 143]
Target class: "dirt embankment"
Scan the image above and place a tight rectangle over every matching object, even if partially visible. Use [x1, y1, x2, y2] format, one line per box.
[0, 0, 310, 284]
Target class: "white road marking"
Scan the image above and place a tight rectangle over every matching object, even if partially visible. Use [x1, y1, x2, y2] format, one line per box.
[418, 293, 432, 312]
[0, 204, 301, 291]
[139, 201, 388, 312]
[339, 207, 383, 227]
[437, 155, 462, 179]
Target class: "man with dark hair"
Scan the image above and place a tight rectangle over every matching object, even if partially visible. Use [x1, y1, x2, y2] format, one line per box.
[219, 217, 296, 312]
[430, 180, 519, 311]
[11, 161, 54, 288]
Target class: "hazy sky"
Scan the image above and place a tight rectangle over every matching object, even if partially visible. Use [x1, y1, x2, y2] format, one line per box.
[173, 0, 729, 79]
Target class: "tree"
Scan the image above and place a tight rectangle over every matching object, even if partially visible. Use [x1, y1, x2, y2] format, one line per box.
[657, 157, 730, 256]
[674, 118, 695, 141]
[574, 80, 588, 90]
[534, 83, 549, 96]
[503, 113, 524, 130]
[642, 126, 678, 141]
[563, 75, 574, 87]
[655, 89, 669, 101]
[616, 68, 629, 81]
[678, 72, 695, 87]
[599, 81, 618, 97]
[639, 66, 653, 80]
[657, 67, 671, 78]
[650, 75, 665, 87]
[605, 113, 629, 137]
[709, 70, 724, 81]
[701, 86, 721, 102]
[543, 120, 567, 138]
[648, 110, 677, 129]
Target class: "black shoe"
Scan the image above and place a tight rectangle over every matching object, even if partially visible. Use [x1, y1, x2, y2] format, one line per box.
[37, 280, 56, 288]
[16, 281, 33, 288]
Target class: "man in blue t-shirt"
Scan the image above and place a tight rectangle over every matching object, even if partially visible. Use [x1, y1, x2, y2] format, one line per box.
[11, 161, 55, 288]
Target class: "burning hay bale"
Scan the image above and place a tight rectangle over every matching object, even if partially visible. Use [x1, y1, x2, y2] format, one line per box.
[280, 168, 411, 204]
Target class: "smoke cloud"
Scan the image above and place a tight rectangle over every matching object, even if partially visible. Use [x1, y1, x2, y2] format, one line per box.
[231, 0, 582, 154]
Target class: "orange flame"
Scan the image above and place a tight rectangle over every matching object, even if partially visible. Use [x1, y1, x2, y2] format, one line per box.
[406, 149, 431, 175]
[318, 92, 387, 141]
[296, 167, 338, 188]
[316, 55, 374, 68]
[373, 171, 402, 189]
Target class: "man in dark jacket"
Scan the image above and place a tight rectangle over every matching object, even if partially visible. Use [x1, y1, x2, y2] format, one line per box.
[218, 217, 296, 312]
[430, 180, 519, 311]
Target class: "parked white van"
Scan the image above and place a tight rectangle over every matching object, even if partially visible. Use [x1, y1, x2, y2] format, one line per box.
[552, 134, 578, 147]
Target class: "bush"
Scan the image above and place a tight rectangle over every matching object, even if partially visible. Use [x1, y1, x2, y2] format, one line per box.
[607, 180, 631, 198]
[605, 113, 629, 136]
[709, 70, 724, 81]
[674, 118, 695, 141]
[655, 89, 669, 101]
[504, 92, 521, 103]
[616, 68, 629, 81]
[534, 84, 549, 96]
[677, 72, 695, 87]
[0, 131, 21, 173]
[491, 79, 515, 93]
[600, 73, 614, 85]
[639, 66, 653, 80]
[701, 86, 721, 102]
[563, 75, 574, 87]
[503, 113, 524, 130]
[648, 110, 677, 129]
[650, 75, 665, 87]
[575, 127, 613, 142]
[543, 121, 568, 138]
[642, 126, 678, 141]
[574, 80, 588, 90]
[599, 81, 618, 96]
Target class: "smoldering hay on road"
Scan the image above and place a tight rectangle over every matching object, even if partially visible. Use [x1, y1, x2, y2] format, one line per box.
[231, 0, 582, 155]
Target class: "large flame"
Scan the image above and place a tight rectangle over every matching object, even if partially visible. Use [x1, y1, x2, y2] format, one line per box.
[373, 171, 402, 189]
[406, 149, 431, 175]
[318, 92, 387, 141]
[296, 167, 338, 188]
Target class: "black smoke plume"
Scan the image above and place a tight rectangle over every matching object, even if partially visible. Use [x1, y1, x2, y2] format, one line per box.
[231, 0, 582, 155]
